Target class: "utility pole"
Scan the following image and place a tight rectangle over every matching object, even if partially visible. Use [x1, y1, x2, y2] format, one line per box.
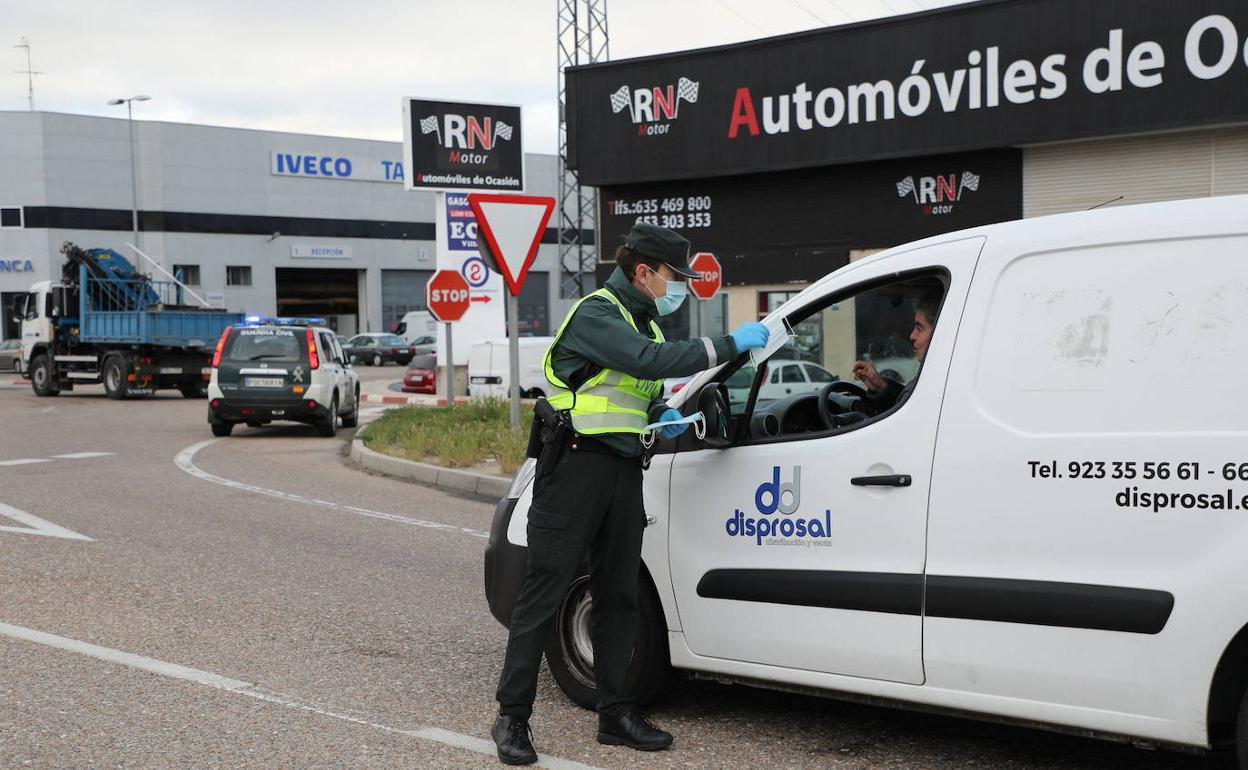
[13, 38, 42, 111]
[107, 95, 152, 254]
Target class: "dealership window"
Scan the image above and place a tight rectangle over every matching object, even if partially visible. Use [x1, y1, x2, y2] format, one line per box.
[226, 265, 252, 286]
[173, 264, 201, 285]
[0, 207, 21, 228]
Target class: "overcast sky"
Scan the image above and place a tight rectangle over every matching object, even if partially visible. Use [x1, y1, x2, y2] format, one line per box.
[3, 0, 970, 154]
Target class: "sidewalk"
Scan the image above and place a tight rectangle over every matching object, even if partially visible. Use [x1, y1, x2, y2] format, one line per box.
[356, 373, 468, 407]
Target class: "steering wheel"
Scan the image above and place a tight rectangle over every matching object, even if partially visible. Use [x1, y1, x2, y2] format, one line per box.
[816, 381, 871, 429]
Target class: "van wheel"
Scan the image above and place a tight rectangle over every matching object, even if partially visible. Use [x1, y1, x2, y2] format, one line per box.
[341, 389, 360, 428]
[102, 357, 129, 400]
[30, 355, 59, 397]
[210, 419, 234, 437]
[317, 395, 339, 437]
[544, 574, 674, 711]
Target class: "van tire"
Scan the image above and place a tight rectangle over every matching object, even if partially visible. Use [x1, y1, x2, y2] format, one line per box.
[30, 355, 59, 397]
[102, 357, 128, 400]
[317, 395, 339, 437]
[341, 389, 360, 428]
[544, 573, 674, 711]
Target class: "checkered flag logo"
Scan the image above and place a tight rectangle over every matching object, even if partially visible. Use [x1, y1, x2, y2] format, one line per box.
[419, 115, 441, 143]
[960, 170, 981, 194]
[493, 121, 514, 144]
[677, 77, 699, 104]
[609, 85, 632, 115]
[896, 176, 916, 200]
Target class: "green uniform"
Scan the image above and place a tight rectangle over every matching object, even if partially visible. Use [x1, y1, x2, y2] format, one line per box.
[495, 267, 738, 720]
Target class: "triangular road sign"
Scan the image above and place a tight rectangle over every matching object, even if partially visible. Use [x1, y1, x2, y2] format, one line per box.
[467, 193, 556, 296]
[0, 502, 93, 541]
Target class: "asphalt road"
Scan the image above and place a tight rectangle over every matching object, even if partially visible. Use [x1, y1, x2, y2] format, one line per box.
[0, 370, 1227, 769]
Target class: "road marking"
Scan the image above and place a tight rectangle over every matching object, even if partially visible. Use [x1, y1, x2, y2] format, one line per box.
[51, 452, 114, 460]
[0, 452, 113, 467]
[0, 621, 605, 770]
[175, 440, 488, 539]
[0, 503, 94, 541]
[0, 458, 52, 466]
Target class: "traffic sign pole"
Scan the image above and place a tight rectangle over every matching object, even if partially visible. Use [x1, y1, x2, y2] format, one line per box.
[445, 323, 454, 406]
[426, 268, 471, 407]
[507, 294, 520, 431]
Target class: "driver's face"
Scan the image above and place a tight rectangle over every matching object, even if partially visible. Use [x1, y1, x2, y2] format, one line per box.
[911, 311, 934, 363]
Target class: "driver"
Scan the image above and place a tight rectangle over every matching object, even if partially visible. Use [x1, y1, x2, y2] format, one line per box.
[851, 292, 940, 412]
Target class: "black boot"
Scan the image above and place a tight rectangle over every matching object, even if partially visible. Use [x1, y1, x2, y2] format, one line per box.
[491, 714, 537, 765]
[597, 712, 673, 751]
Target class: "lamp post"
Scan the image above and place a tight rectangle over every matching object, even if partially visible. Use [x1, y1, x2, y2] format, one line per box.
[106, 95, 151, 254]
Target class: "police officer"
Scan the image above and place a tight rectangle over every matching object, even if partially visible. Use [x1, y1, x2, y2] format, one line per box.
[491, 223, 770, 765]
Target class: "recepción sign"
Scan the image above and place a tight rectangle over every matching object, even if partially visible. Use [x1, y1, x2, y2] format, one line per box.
[291, 244, 352, 259]
[402, 98, 524, 191]
[566, 0, 1248, 185]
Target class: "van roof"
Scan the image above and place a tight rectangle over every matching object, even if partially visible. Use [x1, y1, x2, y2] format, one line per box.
[811, 193, 1248, 296]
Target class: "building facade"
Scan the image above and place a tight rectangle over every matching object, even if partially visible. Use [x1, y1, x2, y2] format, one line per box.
[0, 111, 578, 341]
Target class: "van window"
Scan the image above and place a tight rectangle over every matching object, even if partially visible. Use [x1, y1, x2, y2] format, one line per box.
[224, 328, 305, 363]
[721, 273, 946, 442]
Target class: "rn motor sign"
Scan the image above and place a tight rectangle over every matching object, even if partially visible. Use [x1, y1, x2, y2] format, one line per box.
[402, 98, 524, 192]
[566, 0, 1248, 185]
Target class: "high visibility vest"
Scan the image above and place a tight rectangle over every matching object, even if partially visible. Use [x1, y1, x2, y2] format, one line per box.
[544, 288, 665, 435]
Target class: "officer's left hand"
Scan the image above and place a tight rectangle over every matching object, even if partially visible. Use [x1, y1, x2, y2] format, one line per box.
[658, 408, 689, 439]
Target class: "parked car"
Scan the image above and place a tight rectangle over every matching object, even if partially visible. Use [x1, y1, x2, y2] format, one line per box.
[344, 333, 414, 366]
[408, 334, 436, 356]
[756, 358, 838, 400]
[0, 339, 21, 373]
[402, 353, 437, 394]
[486, 196, 1248, 765]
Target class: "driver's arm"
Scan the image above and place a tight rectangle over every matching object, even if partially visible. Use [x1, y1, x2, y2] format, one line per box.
[866, 378, 905, 411]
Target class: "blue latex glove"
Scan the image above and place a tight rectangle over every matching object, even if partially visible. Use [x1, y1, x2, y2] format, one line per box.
[730, 322, 770, 353]
[658, 408, 689, 439]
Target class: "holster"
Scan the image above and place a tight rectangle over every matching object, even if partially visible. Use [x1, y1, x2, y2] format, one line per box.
[529, 397, 572, 480]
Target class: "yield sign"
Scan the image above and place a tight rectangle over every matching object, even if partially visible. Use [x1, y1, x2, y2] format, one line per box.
[467, 193, 556, 296]
[0, 502, 93, 541]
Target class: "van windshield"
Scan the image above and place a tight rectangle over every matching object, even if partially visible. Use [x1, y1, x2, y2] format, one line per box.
[224, 328, 306, 362]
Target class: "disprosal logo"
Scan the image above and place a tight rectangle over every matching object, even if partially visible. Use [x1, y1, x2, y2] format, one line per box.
[609, 77, 700, 136]
[418, 113, 515, 166]
[896, 170, 980, 216]
[724, 466, 833, 547]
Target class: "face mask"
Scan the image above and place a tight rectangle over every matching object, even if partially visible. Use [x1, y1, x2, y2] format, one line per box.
[643, 268, 687, 316]
[640, 411, 706, 449]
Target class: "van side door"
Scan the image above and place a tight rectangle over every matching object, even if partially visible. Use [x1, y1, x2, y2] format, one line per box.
[666, 237, 984, 685]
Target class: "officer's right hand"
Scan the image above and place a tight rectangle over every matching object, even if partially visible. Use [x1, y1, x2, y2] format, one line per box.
[730, 322, 770, 353]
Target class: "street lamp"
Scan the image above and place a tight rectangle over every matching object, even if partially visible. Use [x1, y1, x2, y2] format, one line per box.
[106, 95, 151, 255]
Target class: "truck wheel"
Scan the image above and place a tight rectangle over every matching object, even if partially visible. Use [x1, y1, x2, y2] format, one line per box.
[102, 357, 129, 400]
[544, 574, 674, 711]
[210, 419, 234, 437]
[341, 389, 360, 428]
[30, 355, 59, 397]
[317, 395, 339, 437]
[180, 385, 207, 399]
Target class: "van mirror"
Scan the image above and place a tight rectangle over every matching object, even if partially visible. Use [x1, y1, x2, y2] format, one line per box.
[698, 381, 734, 448]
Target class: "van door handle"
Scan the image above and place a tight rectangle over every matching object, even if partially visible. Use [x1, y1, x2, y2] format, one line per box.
[850, 474, 912, 487]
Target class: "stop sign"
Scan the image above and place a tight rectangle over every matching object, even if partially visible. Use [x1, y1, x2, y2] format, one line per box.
[426, 269, 471, 322]
[688, 252, 722, 300]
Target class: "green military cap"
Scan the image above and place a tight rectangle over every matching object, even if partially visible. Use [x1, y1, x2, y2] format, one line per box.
[624, 222, 699, 279]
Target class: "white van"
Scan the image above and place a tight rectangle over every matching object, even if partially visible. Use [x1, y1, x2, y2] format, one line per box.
[468, 337, 555, 399]
[393, 311, 437, 345]
[484, 195, 1248, 765]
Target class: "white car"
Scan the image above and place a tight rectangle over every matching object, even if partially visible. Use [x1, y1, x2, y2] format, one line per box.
[207, 319, 359, 437]
[485, 194, 1248, 766]
[755, 358, 838, 400]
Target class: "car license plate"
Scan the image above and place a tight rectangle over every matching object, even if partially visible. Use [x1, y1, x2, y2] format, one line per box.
[159, 366, 183, 374]
[245, 377, 284, 388]
[470, 376, 502, 384]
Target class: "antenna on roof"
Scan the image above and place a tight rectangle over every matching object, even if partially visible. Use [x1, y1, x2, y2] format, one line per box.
[1086, 195, 1124, 211]
[13, 37, 43, 111]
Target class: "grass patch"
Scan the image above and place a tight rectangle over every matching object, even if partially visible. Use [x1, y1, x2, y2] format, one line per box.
[360, 398, 532, 475]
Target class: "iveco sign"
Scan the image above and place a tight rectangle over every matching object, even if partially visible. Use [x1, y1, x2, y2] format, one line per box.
[270, 152, 406, 183]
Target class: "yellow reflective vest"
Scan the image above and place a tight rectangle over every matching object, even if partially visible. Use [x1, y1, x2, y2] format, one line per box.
[544, 288, 664, 435]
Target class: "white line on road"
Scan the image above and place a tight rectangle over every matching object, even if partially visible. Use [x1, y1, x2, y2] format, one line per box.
[0, 458, 52, 467]
[0, 621, 605, 770]
[175, 440, 488, 539]
[51, 452, 115, 460]
[0, 503, 94, 541]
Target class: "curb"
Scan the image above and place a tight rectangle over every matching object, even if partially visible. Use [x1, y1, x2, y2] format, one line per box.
[348, 439, 510, 499]
[359, 393, 470, 406]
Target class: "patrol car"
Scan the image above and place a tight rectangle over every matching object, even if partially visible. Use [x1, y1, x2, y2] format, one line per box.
[485, 195, 1248, 766]
[207, 317, 359, 437]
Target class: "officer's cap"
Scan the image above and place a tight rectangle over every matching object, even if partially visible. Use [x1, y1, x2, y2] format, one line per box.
[623, 222, 698, 279]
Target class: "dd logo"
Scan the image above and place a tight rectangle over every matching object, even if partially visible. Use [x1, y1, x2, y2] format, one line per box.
[755, 466, 801, 515]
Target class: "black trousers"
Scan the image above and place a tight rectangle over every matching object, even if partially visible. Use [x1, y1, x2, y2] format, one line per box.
[495, 443, 645, 720]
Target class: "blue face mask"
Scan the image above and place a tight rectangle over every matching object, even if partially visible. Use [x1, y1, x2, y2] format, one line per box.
[645, 271, 687, 316]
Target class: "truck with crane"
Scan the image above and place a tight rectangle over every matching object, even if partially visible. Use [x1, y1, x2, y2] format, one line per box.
[17, 242, 243, 399]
